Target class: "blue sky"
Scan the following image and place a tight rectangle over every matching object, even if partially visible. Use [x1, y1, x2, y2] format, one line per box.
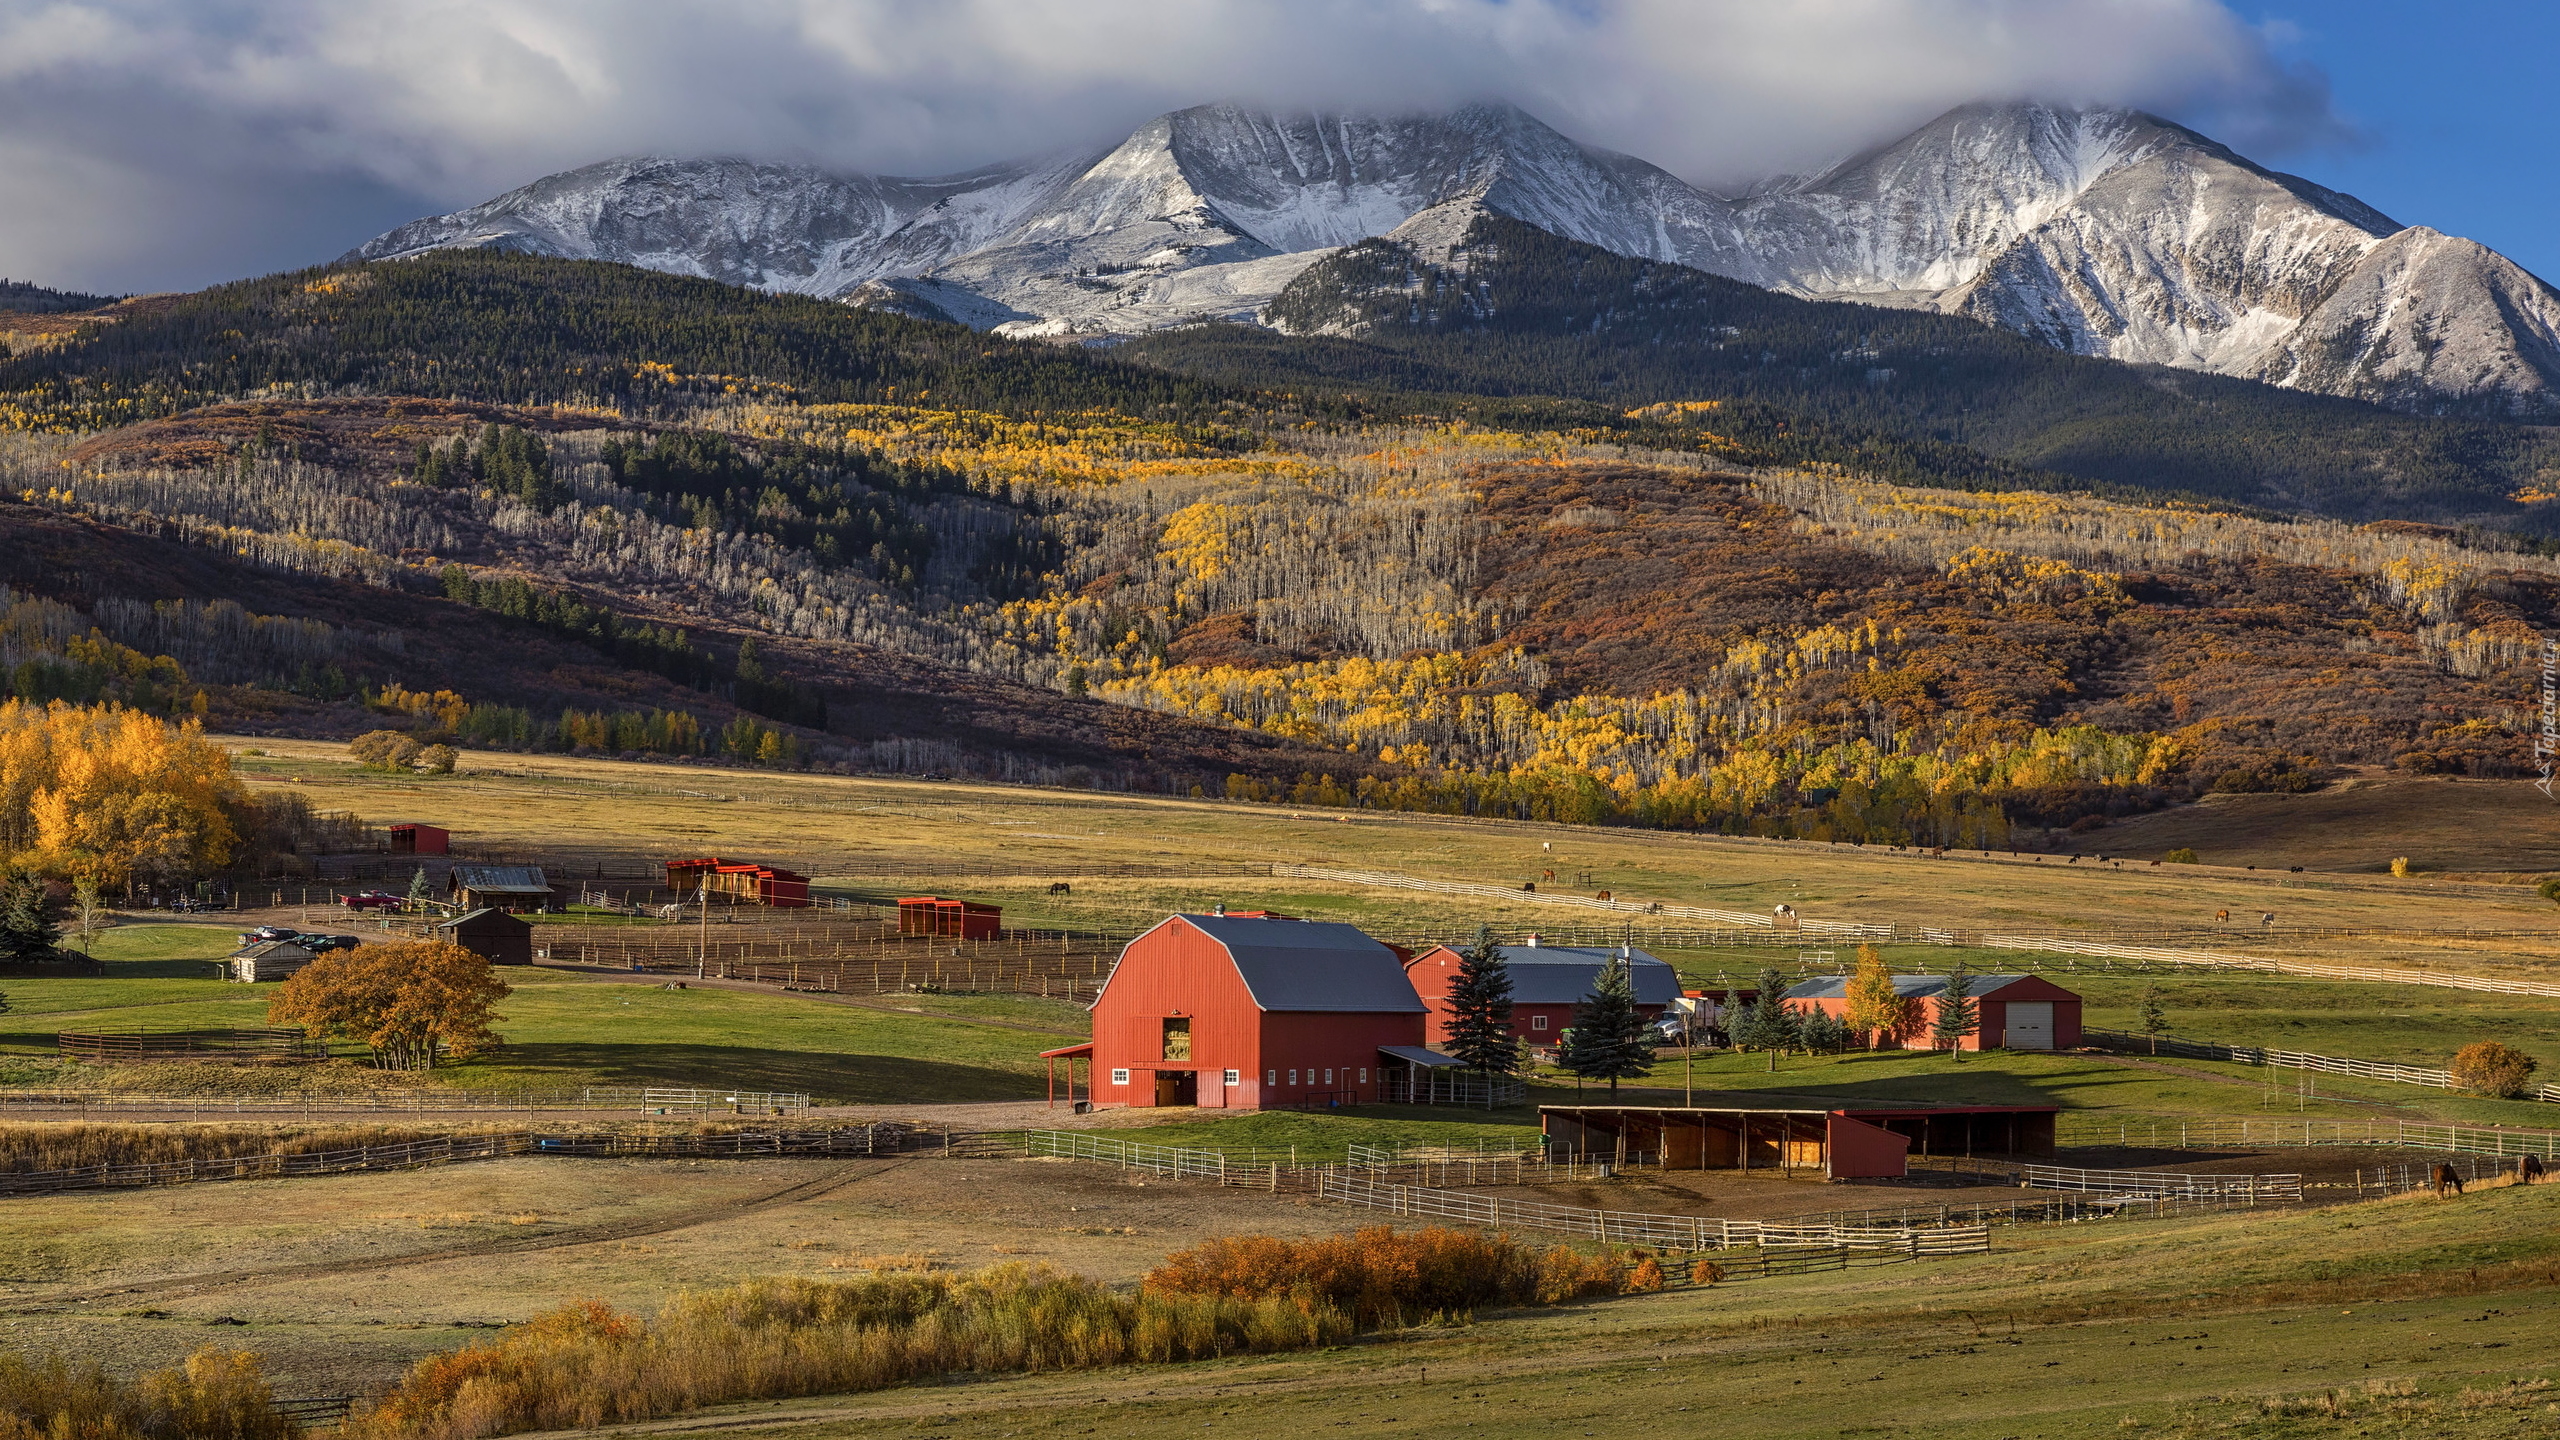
[2252, 1, 2558, 281]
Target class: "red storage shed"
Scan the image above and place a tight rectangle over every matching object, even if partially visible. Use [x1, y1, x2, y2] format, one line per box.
[1783, 973, 2083, 1050]
[1405, 940, 1679, 1049]
[390, 824, 449, 856]
[666, 858, 812, 908]
[1067, 912, 1440, 1111]
[897, 896, 1001, 939]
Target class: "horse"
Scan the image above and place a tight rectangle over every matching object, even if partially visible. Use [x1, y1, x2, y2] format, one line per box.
[2521, 1155, 2547, 1185]
[1542, 869, 1557, 881]
[1047, 881, 1072, 895]
[2433, 1162, 2464, 1197]
[1595, 890, 1612, 902]
[2215, 908, 2231, 923]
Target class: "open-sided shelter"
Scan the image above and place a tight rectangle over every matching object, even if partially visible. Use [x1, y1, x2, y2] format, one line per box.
[1052, 912, 1444, 1110]
[435, 908, 534, 965]
[1784, 973, 2083, 1050]
[1405, 939, 1679, 1048]
[897, 896, 1001, 939]
[389, 823, 449, 855]
[448, 865, 554, 913]
[1541, 1098, 2060, 1179]
[666, 857, 811, 908]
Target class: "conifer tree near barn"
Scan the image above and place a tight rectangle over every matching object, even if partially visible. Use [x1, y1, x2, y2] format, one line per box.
[1442, 927, 1518, 1102]
[2137, 983, 2169, 1055]
[1931, 964, 1981, 1058]
[0, 875, 62, 964]
[1735, 964, 1800, 1071]
[1559, 951, 1654, 1093]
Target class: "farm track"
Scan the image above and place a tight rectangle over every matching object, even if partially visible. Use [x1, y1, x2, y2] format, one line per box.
[4, 1156, 920, 1312]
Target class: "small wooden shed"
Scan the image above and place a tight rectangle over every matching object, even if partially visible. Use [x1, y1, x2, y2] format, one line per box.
[390, 823, 450, 855]
[448, 865, 553, 912]
[226, 941, 316, 983]
[666, 857, 811, 908]
[897, 895, 1001, 939]
[435, 907, 534, 966]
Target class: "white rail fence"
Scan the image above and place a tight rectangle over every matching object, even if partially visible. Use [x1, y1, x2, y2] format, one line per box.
[1315, 1171, 1990, 1256]
[2058, 1114, 2560, 1160]
[1979, 935, 2560, 999]
[2081, 1028, 2560, 1105]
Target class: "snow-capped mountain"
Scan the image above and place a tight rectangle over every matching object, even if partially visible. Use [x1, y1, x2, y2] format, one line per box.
[347, 100, 2560, 418]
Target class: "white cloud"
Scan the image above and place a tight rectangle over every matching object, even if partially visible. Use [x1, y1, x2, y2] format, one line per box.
[0, 0, 2354, 293]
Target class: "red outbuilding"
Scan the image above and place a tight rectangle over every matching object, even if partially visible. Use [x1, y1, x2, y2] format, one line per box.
[390, 823, 449, 856]
[666, 858, 812, 908]
[1055, 912, 1440, 1110]
[1782, 972, 2083, 1050]
[897, 895, 1002, 938]
[1404, 940, 1681, 1049]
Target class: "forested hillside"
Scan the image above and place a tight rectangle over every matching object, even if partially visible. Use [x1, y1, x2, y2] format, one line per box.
[0, 280, 115, 314]
[1123, 213, 2560, 526]
[2, 251, 2549, 847]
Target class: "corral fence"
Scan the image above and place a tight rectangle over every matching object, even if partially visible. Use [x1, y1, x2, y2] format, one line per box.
[2056, 1113, 2560, 1161]
[0, 1123, 945, 1197]
[1975, 935, 2560, 1000]
[271, 1397, 356, 1430]
[1314, 1170, 1991, 1259]
[2082, 1027, 2560, 1105]
[1905, 1153, 2303, 1201]
[962, 1130, 1615, 1191]
[56, 1029, 327, 1062]
[0, 1085, 812, 1116]
[532, 917, 1122, 1002]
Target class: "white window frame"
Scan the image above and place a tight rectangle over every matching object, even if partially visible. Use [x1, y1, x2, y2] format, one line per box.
[1358, 1067, 1368, 1083]
[1288, 1069, 1298, 1085]
[1266, 1069, 1277, 1085]
[1323, 1068, 1334, 1085]
[1531, 1014, 1550, 1031]
[1109, 1068, 1129, 1086]
[1224, 1069, 1241, 1086]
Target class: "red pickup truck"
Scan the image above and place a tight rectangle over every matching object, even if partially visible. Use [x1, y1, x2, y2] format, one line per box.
[340, 891, 404, 911]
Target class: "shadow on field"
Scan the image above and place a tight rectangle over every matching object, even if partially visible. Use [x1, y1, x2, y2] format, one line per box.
[463, 1041, 1043, 1104]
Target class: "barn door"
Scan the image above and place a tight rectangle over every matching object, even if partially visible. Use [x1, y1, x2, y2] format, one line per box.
[2006, 1001, 2054, 1050]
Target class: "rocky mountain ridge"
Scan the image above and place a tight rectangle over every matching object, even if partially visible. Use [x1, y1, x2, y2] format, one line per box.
[349, 100, 2560, 418]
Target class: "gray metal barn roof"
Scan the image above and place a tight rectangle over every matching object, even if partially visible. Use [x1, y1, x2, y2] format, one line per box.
[1491, 946, 1683, 1005]
[449, 866, 552, 895]
[1785, 974, 2035, 1000]
[1166, 914, 1426, 1013]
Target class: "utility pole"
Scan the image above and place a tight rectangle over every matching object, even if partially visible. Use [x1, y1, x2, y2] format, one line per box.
[696, 873, 710, 979]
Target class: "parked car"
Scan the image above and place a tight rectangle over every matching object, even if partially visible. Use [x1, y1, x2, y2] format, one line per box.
[294, 933, 363, 953]
[238, 925, 297, 945]
[341, 891, 403, 911]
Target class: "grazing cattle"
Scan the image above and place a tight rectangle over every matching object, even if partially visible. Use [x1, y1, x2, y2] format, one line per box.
[1542, 869, 1557, 881]
[2434, 1163, 2464, 1197]
[1595, 890, 1612, 901]
[2068, 855, 2081, 864]
[2215, 909, 2230, 923]
[2522, 1155, 2547, 1185]
[2289, 866, 2305, 873]
[1521, 882, 1536, 892]
[1048, 882, 1072, 895]
[2261, 912, 2275, 927]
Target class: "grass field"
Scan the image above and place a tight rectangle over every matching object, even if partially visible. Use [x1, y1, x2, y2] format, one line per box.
[3, 1144, 2554, 1438]
[216, 739, 2560, 949]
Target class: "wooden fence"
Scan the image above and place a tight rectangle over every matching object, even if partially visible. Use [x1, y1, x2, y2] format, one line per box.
[2055, 1113, 2560, 1160]
[1978, 934, 2560, 999]
[1905, 1153, 2303, 1200]
[2081, 1028, 2560, 1105]
[56, 1029, 326, 1062]
[0, 1124, 940, 1197]
[1314, 1171, 1992, 1256]
[0, 1085, 811, 1116]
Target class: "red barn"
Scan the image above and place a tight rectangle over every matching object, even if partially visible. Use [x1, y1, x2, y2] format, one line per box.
[1057, 913, 1435, 1110]
[1783, 973, 2083, 1050]
[389, 823, 449, 856]
[665, 858, 812, 908]
[1405, 941, 1681, 1049]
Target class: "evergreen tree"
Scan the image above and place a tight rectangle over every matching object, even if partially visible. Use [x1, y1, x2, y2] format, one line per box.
[1717, 987, 1746, 1047]
[1560, 951, 1655, 1093]
[1929, 966, 1981, 1058]
[1735, 965, 1800, 1071]
[2136, 982, 2169, 1055]
[0, 875, 63, 964]
[1442, 928, 1518, 1099]
[406, 867, 431, 906]
[1844, 943, 1904, 1051]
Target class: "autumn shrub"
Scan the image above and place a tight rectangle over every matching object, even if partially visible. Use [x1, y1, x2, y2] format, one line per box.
[347, 1268, 1346, 1440]
[0, 1122, 494, 1174]
[348, 730, 422, 772]
[268, 941, 509, 1070]
[1144, 1225, 1629, 1324]
[2447, 1041, 2540, 1099]
[415, 744, 458, 776]
[0, 1346, 294, 1440]
[2389, 855, 2414, 877]
[2164, 847, 2199, 864]
[2539, 876, 2560, 906]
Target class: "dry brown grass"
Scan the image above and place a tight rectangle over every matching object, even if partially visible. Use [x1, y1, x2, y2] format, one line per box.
[0, 1122, 491, 1174]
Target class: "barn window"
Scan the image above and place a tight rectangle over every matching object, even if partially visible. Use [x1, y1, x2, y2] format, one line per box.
[1266, 1069, 1277, 1085]
[1358, 1067, 1368, 1083]
[1323, 1069, 1334, 1085]
[1530, 1014, 1549, 1031]
[1288, 1069, 1298, 1085]
[1109, 1068, 1129, 1086]
[1224, 1069, 1241, 1086]
[1161, 1017, 1191, 1060]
